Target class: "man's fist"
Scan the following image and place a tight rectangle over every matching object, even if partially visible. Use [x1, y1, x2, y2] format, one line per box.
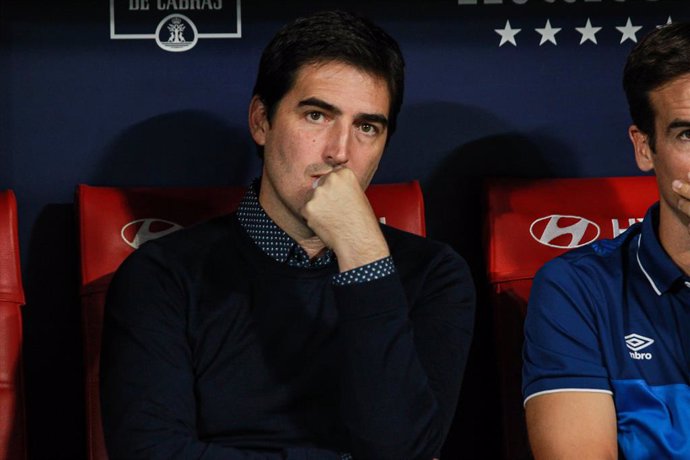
[302, 168, 390, 272]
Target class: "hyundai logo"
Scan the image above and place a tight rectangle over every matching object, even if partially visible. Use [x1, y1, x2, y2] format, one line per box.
[121, 218, 184, 249]
[529, 215, 600, 249]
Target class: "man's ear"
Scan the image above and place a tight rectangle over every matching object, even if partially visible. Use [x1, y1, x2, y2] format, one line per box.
[629, 125, 655, 172]
[248, 95, 269, 146]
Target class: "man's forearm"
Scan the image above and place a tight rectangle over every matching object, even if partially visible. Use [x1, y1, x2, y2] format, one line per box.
[333, 248, 474, 460]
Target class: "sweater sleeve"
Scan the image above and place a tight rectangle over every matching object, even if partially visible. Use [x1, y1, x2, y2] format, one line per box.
[332, 243, 475, 460]
[100, 245, 343, 460]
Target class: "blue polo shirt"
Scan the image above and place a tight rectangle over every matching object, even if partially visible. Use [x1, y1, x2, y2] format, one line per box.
[523, 203, 690, 459]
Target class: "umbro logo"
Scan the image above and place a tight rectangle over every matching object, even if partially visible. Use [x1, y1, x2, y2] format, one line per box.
[625, 333, 654, 360]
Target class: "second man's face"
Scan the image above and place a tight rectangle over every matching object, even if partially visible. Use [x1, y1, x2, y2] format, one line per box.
[250, 60, 391, 237]
[633, 74, 690, 229]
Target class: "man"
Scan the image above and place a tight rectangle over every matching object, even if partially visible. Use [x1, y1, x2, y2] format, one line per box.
[100, 10, 475, 460]
[523, 23, 690, 459]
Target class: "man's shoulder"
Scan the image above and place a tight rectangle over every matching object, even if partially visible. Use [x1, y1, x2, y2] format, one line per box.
[539, 222, 642, 283]
[125, 213, 240, 269]
[382, 224, 460, 260]
[380, 224, 470, 279]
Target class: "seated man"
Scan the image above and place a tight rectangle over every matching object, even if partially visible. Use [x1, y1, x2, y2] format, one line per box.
[100, 10, 475, 460]
[523, 23, 690, 459]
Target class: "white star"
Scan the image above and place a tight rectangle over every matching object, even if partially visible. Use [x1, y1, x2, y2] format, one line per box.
[576, 18, 602, 45]
[657, 16, 673, 29]
[616, 17, 643, 44]
[495, 20, 521, 47]
[535, 19, 561, 46]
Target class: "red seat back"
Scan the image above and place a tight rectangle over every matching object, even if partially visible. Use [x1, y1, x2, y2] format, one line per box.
[485, 176, 658, 460]
[76, 182, 426, 460]
[0, 190, 26, 460]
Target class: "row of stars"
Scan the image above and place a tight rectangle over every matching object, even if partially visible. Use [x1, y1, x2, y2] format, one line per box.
[496, 16, 673, 47]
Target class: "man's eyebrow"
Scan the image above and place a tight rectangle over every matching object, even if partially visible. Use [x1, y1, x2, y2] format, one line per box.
[667, 119, 690, 133]
[356, 113, 389, 129]
[298, 97, 341, 115]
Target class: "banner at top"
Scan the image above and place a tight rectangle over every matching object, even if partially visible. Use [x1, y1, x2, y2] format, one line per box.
[452, 0, 683, 48]
[458, 0, 660, 4]
[109, 0, 242, 52]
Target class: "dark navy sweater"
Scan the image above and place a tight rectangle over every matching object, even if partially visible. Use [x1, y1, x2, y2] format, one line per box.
[100, 214, 475, 459]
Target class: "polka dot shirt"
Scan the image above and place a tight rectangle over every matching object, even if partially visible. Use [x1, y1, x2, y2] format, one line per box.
[237, 179, 395, 286]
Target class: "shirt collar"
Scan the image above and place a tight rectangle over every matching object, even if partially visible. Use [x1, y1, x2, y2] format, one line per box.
[636, 202, 686, 295]
[236, 178, 334, 268]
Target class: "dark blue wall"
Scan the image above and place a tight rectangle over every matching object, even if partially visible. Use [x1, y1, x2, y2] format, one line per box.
[1, 0, 681, 458]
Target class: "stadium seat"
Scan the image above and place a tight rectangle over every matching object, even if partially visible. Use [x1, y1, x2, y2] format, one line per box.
[484, 176, 658, 459]
[76, 181, 426, 460]
[0, 190, 26, 460]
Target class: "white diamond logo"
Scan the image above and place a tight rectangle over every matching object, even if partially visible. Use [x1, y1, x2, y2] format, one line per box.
[625, 333, 655, 352]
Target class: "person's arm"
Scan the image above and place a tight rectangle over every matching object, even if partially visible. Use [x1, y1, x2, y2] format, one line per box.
[303, 169, 475, 459]
[333, 249, 473, 460]
[525, 392, 617, 460]
[100, 244, 343, 460]
[523, 257, 618, 460]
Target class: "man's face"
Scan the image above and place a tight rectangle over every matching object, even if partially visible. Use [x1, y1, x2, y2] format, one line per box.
[249, 60, 391, 237]
[630, 74, 690, 228]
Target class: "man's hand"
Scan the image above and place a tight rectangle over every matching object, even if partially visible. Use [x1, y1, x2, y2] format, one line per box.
[301, 167, 390, 272]
[672, 174, 690, 229]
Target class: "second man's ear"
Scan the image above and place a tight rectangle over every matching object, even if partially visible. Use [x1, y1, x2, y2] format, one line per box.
[629, 125, 655, 172]
[248, 96, 270, 146]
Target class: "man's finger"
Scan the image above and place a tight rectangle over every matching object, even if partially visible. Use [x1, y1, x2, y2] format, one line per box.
[678, 197, 690, 217]
[672, 179, 690, 198]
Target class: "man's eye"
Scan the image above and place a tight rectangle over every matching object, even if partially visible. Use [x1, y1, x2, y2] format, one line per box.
[307, 112, 324, 122]
[680, 130, 690, 140]
[358, 123, 378, 135]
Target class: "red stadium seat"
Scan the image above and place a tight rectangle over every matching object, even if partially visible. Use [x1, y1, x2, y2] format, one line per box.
[0, 190, 26, 460]
[76, 181, 426, 460]
[485, 176, 659, 459]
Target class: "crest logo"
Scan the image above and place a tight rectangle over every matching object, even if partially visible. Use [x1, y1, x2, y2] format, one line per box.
[110, 0, 242, 52]
[529, 214, 600, 249]
[121, 218, 183, 249]
[156, 14, 198, 51]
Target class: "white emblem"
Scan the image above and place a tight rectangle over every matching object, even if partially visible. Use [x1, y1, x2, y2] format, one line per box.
[625, 333, 655, 352]
[625, 333, 654, 360]
[156, 14, 198, 52]
[121, 218, 183, 249]
[529, 215, 600, 249]
[109, 0, 242, 52]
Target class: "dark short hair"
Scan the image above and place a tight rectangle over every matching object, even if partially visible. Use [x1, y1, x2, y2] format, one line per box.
[623, 23, 690, 150]
[252, 10, 405, 154]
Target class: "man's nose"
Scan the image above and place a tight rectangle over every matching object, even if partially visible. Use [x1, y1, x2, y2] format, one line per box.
[323, 122, 351, 166]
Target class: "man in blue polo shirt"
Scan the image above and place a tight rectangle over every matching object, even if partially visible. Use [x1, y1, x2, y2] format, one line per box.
[523, 23, 690, 459]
